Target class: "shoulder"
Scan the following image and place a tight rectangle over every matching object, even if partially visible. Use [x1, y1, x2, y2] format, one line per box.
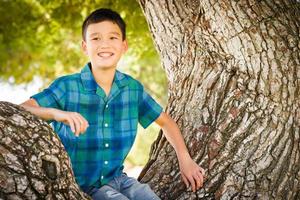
[49, 73, 81, 90]
[117, 71, 144, 90]
[51, 73, 80, 85]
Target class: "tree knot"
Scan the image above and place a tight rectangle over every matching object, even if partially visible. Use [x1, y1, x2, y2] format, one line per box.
[41, 155, 60, 180]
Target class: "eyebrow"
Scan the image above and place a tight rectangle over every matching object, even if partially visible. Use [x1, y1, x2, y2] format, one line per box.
[89, 33, 99, 37]
[110, 32, 121, 36]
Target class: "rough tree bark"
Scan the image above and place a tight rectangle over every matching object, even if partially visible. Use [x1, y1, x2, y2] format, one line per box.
[138, 0, 300, 199]
[0, 102, 90, 200]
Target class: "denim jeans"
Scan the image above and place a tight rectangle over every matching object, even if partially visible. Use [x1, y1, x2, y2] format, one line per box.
[86, 173, 161, 200]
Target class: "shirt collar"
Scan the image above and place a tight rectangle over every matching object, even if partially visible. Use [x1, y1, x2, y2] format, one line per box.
[80, 63, 129, 91]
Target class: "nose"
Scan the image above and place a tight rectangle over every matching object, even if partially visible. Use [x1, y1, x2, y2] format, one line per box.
[99, 39, 110, 48]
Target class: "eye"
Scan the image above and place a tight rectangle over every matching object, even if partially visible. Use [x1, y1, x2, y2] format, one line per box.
[110, 37, 118, 40]
[92, 37, 100, 41]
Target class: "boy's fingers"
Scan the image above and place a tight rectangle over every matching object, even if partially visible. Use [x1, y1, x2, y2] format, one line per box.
[78, 113, 88, 125]
[81, 116, 89, 131]
[182, 175, 189, 188]
[196, 171, 203, 188]
[74, 114, 85, 133]
[200, 167, 205, 176]
[187, 175, 196, 192]
[193, 174, 201, 190]
[81, 118, 88, 130]
[67, 118, 75, 133]
[71, 116, 81, 136]
[198, 170, 204, 183]
[76, 113, 89, 133]
[199, 167, 207, 181]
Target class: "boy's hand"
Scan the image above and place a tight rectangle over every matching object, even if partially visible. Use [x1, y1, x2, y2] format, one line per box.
[178, 155, 205, 192]
[51, 109, 89, 136]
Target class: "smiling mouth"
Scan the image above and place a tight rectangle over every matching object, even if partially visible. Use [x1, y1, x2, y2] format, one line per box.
[98, 52, 114, 58]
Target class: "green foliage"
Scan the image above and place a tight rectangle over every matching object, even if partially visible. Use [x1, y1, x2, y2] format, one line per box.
[126, 125, 160, 166]
[0, 0, 167, 167]
[0, 0, 167, 102]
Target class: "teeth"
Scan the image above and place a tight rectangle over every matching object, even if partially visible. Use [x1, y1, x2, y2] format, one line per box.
[98, 52, 113, 57]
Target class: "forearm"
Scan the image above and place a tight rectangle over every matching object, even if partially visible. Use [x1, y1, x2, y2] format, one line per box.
[155, 112, 204, 191]
[157, 113, 190, 158]
[20, 99, 55, 121]
[20, 99, 89, 135]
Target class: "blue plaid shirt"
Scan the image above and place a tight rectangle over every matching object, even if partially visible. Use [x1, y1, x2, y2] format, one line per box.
[32, 63, 163, 191]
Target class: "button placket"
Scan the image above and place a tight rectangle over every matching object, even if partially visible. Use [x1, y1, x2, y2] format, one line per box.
[102, 101, 111, 183]
[103, 103, 109, 128]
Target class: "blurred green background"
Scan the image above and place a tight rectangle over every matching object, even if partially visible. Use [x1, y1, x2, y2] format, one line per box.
[0, 0, 167, 169]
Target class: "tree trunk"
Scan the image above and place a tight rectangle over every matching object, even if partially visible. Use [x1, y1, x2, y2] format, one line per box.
[0, 102, 90, 200]
[138, 0, 300, 199]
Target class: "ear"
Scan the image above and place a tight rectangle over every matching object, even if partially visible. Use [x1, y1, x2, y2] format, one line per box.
[81, 40, 88, 55]
[122, 40, 128, 54]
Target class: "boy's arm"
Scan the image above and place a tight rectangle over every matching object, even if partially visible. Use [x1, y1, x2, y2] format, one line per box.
[155, 112, 205, 192]
[20, 99, 88, 136]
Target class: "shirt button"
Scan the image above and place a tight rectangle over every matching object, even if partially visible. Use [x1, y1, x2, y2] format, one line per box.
[101, 176, 104, 179]
[104, 161, 108, 165]
[105, 143, 109, 148]
[105, 104, 108, 108]
[104, 123, 108, 127]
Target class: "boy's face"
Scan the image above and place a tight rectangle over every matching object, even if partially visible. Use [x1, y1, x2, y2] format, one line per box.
[82, 21, 128, 71]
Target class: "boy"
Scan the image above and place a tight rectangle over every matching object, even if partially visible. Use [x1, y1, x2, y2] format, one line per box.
[21, 8, 204, 200]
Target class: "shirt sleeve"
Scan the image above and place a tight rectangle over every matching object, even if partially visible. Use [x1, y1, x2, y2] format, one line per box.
[138, 86, 163, 129]
[31, 77, 66, 110]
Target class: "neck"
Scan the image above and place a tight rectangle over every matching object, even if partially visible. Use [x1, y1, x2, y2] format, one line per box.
[91, 66, 116, 94]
